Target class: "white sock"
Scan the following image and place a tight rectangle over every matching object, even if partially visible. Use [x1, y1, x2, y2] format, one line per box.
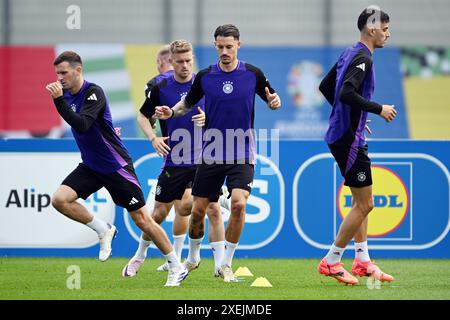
[173, 234, 186, 260]
[133, 235, 151, 260]
[354, 241, 371, 262]
[164, 250, 181, 270]
[187, 236, 203, 264]
[86, 216, 109, 236]
[222, 241, 238, 267]
[210, 241, 225, 271]
[324, 244, 345, 265]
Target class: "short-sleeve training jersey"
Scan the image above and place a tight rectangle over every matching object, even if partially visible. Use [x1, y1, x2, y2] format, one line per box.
[140, 74, 205, 167]
[144, 70, 174, 98]
[184, 60, 274, 163]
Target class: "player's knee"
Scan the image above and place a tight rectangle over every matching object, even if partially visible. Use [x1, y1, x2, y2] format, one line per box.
[190, 208, 205, 225]
[130, 211, 148, 230]
[151, 211, 165, 224]
[151, 207, 168, 224]
[356, 198, 374, 215]
[206, 207, 221, 223]
[179, 202, 192, 216]
[230, 200, 246, 216]
[51, 193, 67, 211]
[191, 202, 207, 216]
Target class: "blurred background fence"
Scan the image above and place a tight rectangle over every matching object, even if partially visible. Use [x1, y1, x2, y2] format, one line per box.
[1, 0, 450, 258]
[1, 0, 449, 139]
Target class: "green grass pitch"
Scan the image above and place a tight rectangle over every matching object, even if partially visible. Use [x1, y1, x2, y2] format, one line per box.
[1, 257, 450, 300]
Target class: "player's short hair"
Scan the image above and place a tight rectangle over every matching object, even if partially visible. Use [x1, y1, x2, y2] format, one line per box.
[157, 44, 171, 62]
[357, 6, 390, 31]
[54, 51, 82, 67]
[169, 40, 193, 55]
[214, 24, 240, 40]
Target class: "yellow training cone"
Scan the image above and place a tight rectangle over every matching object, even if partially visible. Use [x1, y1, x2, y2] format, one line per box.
[250, 277, 272, 287]
[234, 267, 253, 277]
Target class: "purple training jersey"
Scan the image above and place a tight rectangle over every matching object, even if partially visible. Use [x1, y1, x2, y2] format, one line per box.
[185, 60, 275, 164]
[140, 74, 205, 167]
[325, 42, 376, 147]
[61, 80, 134, 175]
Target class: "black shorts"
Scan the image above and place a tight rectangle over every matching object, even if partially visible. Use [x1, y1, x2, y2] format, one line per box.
[62, 163, 145, 212]
[155, 166, 197, 203]
[328, 143, 372, 188]
[192, 163, 254, 202]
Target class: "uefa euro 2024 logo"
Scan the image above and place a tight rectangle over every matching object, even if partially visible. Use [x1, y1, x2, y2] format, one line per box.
[287, 61, 324, 109]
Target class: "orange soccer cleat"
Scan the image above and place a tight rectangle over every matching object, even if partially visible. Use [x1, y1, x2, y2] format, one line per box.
[318, 258, 359, 285]
[351, 259, 395, 282]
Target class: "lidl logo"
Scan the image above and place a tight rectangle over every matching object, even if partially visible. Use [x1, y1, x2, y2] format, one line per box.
[294, 152, 449, 251]
[337, 165, 410, 237]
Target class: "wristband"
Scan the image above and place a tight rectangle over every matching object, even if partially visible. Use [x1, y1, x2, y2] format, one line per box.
[169, 108, 175, 119]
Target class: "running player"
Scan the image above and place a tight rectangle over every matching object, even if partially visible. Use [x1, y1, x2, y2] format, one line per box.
[317, 7, 396, 285]
[46, 51, 188, 287]
[154, 24, 281, 282]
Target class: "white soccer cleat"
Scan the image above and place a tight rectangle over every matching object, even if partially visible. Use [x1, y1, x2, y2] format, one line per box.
[164, 266, 189, 287]
[122, 257, 145, 277]
[156, 262, 169, 272]
[219, 265, 238, 282]
[182, 259, 201, 272]
[219, 186, 231, 211]
[98, 224, 118, 262]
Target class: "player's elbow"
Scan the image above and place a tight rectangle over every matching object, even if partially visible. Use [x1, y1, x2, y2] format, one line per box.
[318, 79, 327, 96]
[72, 115, 95, 133]
[137, 112, 146, 124]
[72, 124, 89, 134]
[137, 112, 152, 129]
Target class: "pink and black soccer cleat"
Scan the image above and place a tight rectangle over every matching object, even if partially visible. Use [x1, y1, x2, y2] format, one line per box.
[351, 259, 394, 282]
[318, 258, 359, 285]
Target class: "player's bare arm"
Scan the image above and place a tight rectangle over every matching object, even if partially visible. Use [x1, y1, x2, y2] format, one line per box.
[137, 112, 170, 156]
[154, 98, 193, 120]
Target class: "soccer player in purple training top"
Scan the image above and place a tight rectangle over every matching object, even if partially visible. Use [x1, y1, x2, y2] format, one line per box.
[122, 40, 226, 277]
[145, 44, 174, 100]
[45, 51, 188, 287]
[155, 24, 281, 282]
[140, 44, 193, 272]
[317, 7, 397, 285]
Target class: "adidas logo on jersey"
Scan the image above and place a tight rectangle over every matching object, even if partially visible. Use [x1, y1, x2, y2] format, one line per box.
[128, 197, 139, 205]
[356, 63, 366, 72]
[87, 93, 98, 101]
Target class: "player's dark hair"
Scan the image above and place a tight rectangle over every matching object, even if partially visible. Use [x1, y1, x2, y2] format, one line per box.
[214, 24, 240, 40]
[357, 7, 390, 31]
[54, 51, 82, 67]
